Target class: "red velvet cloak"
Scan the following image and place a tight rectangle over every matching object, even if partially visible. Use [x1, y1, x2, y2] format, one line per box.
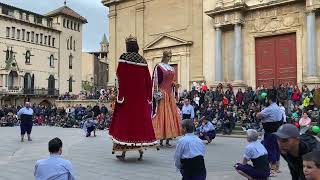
[109, 52, 157, 146]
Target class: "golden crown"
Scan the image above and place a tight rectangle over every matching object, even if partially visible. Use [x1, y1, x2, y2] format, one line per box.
[125, 35, 137, 43]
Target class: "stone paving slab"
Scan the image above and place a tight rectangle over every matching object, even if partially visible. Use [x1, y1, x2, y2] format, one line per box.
[0, 127, 291, 180]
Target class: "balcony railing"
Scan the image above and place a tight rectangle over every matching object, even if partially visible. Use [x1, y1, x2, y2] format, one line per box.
[28, 88, 60, 96]
[8, 86, 20, 90]
[0, 88, 59, 96]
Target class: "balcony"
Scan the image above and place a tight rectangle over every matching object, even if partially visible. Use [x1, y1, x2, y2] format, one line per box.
[23, 88, 59, 96]
[7, 86, 21, 94]
[0, 88, 59, 96]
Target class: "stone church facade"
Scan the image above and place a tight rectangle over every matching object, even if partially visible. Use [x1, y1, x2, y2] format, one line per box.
[103, 0, 320, 90]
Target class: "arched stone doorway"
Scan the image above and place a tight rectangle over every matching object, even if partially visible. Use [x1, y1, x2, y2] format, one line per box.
[39, 100, 52, 107]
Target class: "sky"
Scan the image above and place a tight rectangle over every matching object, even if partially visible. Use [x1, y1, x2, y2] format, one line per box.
[1, 0, 109, 52]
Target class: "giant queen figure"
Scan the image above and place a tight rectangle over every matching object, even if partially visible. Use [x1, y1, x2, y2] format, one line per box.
[109, 35, 157, 160]
[152, 50, 182, 146]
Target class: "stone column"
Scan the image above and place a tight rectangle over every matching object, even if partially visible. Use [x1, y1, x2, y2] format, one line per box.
[233, 23, 243, 83]
[107, 7, 117, 87]
[2, 75, 6, 88]
[306, 11, 318, 79]
[215, 27, 223, 82]
[135, 0, 145, 55]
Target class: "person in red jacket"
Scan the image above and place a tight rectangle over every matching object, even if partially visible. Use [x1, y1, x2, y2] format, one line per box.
[223, 95, 229, 106]
[236, 88, 244, 107]
[292, 85, 301, 106]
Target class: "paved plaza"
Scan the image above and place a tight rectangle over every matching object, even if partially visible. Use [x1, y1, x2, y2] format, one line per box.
[0, 127, 291, 180]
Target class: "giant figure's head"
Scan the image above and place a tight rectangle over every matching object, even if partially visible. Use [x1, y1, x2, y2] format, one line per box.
[125, 35, 139, 53]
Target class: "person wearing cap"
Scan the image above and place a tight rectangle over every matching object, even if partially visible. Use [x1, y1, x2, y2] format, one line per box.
[256, 90, 283, 174]
[274, 124, 320, 180]
[234, 129, 270, 180]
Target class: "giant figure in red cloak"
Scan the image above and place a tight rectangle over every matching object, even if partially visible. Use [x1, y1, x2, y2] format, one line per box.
[109, 35, 157, 160]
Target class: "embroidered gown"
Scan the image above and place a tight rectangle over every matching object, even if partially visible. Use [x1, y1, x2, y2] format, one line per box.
[152, 63, 182, 140]
[109, 52, 157, 152]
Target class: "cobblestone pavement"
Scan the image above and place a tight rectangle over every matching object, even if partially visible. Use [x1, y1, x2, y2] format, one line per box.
[0, 127, 291, 180]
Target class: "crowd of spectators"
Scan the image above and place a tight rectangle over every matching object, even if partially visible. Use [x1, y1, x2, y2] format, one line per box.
[177, 82, 320, 134]
[3, 82, 320, 136]
[0, 103, 111, 130]
[58, 89, 116, 102]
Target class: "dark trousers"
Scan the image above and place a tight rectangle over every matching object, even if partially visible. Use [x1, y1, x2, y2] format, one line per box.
[199, 130, 216, 141]
[262, 133, 280, 164]
[87, 126, 95, 136]
[20, 120, 33, 135]
[182, 174, 206, 180]
[183, 114, 191, 120]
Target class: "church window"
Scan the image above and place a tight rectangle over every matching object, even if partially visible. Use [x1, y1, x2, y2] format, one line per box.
[11, 27, 15, 38]
[69, 54, 73, 69]
[36, 34, 39, 44]
[67, 20, 69, 28]
[31, 31, 34, 42]
[26, 32, 30, 41]
[22, 29, 25, 40]
[40, 34, 43, 44]
[73, 40, 76, 51]
[49, 55, 54, 67]
[25, 50, 31, 64]
[68, 77, 73, 92]
[48, 36, 51, 46]
[52, 38, 55, 47]
[63, 19, 66, 27]
[70, 36, 73, 50]
[71, 21, 73, 30]
[17, 29, 20, 40]
[44, 36, 47, 45]
[77, 24, 80, 31]
[6, 27, 10, 37]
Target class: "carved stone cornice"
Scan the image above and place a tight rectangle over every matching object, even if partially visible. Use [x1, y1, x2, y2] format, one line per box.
[248, 0, 301, 11]
[135, 3, 145, 12]
[108, 11, 117, 18]
[102, 0, 127, 7]
[206, 3, 248, 18]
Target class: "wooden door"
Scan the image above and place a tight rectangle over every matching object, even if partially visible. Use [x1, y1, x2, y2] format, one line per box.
[255, 34, 297, 88]
[276, 34, 297, 86]
[255, 36, 277, 88]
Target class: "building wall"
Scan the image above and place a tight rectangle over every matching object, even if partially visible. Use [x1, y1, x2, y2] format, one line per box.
[104, 0, 203, 90]
[204, 0, 320, 88]
[0, 15, 59, 90]
[57, 15, 83, 94]
[106, 0, 320, 90]
[81, 52, 94, 82]
[0, 3, 84, 100]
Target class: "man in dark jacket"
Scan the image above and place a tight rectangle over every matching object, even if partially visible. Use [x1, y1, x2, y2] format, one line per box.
[274, 124, 320, 180]
[277, 84, 288, 113]
[92, 104, 101, 118]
